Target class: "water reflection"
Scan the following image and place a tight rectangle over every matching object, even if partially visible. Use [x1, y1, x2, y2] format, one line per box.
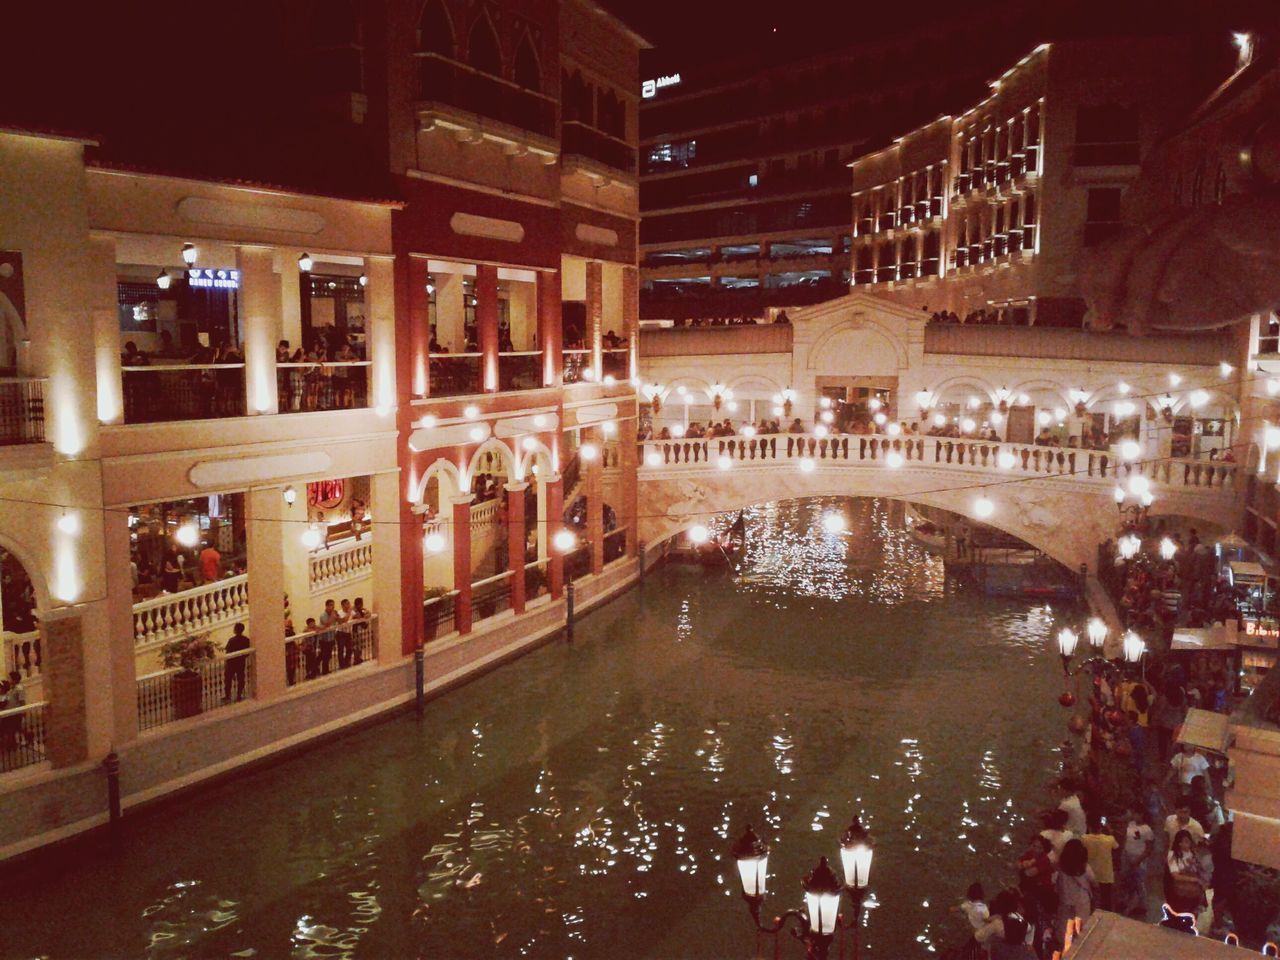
[1, 498, 1066, 960]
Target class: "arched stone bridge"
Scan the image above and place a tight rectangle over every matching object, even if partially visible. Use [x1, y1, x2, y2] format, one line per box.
[636, 434, 1242, 571]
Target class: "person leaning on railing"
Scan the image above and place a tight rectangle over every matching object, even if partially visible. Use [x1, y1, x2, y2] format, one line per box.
[223, 622, 250, 702]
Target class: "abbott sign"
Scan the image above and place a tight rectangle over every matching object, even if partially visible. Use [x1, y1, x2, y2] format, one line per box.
[642, 73, 682, 99]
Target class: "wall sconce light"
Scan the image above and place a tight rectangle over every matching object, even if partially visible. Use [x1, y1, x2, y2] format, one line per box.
[181, 242, 198, 266]
[283, 485, 297, 506]
[298, 252, 314, 272]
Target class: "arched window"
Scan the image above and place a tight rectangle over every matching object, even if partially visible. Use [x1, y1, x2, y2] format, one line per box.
[513, 30, 541, 92]
[468, 12, 502, 78]
[308, 0, 363, 94]
[598, 89, 625, 139]
[562, 69, 592, 125]
[417, 0, 454, 57]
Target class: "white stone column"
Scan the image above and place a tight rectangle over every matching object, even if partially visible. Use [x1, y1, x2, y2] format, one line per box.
[237, 245, 280, 415]
[366, 255, 396, 413]
[87, 235, 123, 425]
[370, 470, 403, 661]
[247, 486, 287, 698]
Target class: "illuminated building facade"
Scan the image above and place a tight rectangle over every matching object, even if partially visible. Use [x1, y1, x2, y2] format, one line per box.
[0, 0, 646, 859]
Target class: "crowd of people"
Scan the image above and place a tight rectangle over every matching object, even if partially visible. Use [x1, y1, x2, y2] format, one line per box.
[275, 335, 367, 411]
[944, 651, 1249, 958]
[283, 596, 373, 686]
[928, 307, 1028, 326]
[1105, 529, 1246, 637]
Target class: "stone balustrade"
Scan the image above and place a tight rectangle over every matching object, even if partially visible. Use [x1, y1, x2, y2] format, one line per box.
[640, 433, 1238, 494]
[309, 538, 373, 595]
[132, 574, 250, 649]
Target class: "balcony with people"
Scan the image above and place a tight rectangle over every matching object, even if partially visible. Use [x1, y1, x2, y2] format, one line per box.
[113, 248, 380, 430]
[127, 475, 387, 734]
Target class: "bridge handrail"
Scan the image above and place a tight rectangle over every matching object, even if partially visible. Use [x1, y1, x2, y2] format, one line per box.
[638, 433, 1238, 492]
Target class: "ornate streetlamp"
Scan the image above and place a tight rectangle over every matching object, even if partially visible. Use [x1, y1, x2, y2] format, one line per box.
[732, 819, 874, 960]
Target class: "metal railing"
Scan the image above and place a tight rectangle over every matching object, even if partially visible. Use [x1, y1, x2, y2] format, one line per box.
[602, 348, 629, 381]
[136, 650, 254, 732]
[498, 352, 542, 392]
[640, 433, 1239, 493]
[276, 361, 369, 412]
[471, 571, 513, 623]
[562, 349, 591, 385]
[603, 526, 628, 563]
[923, 324, 1230, 365]
[415, 52, 557, 139]
[0, 700, 47, 773]
[3, 629, 40, 682]
[133, 574, 250, 649]
[122, 364, 246, 423]
[423, 589, 458, 640]
[525, 558, 550, 599]
[562, 121, 636, 174]
[285, 616, 377, 687]
[309, 538, 373, 595]
[0, 378, 46, 445]
[429, 354, 482, 397]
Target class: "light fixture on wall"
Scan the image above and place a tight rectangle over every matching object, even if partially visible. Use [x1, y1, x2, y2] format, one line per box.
[181, 242, 198, 266]
[283, 485, 298, 506]
[155, 270, 172, 290]
[424, 531, 446, 553]
[359, 274, 368, 287]
[298, 252, 314, 272]
[56, 511, 79, 535]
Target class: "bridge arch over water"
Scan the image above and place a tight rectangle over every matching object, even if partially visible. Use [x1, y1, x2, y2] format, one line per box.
[636, 434, 1241, 570]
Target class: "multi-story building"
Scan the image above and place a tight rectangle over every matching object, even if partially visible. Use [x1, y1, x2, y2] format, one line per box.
[0, 0, 647, 860]
[847, 35, 1234, 325]
[636, 15, 1043, 323]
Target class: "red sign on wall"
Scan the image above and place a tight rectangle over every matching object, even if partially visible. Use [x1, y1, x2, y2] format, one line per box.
[307, 479, 345, 510]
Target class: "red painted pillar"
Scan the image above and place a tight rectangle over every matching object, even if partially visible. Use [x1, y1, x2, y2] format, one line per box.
[408, 258, 430, 398]
[623, 265, 639, 383]
[452, 494, 474, 634]
[400, 498, 424, 655]
[477, 263, 499, 393]
[547, 474, 565, 599]
[506, 481, 528, 614]
[537, 269, 562, 386]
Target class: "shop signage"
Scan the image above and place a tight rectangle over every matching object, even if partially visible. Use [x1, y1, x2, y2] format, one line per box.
[1243, 618, 1280, 646]
[642, 73, 681, 98]
[307, 479, 345, 510]
[188, 268, 241, 289]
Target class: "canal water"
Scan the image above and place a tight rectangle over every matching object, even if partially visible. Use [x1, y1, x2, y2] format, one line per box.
[4, 498, 1069, 960]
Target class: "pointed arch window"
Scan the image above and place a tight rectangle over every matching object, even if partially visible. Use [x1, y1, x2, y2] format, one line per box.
[513, 30, 541, 92]
[468, 12, 502, 78]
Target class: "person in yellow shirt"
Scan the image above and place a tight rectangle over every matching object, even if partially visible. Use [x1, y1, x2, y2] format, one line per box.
[1082, 815, 1119, 911]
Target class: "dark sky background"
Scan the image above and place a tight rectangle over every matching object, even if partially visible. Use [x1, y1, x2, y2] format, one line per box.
[1, 1, 1274, 152]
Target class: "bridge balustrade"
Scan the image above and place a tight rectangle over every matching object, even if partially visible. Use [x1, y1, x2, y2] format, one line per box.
[638, 433, 1238, 492]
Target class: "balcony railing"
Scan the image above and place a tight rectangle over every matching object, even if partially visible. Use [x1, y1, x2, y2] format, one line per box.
[563, 121, 636, 174]
[923, 324, 1230, 364]
[416, 52, 557, 140]
[602, 348, 629, 381]
[286, 615, 377, 687]
[133, 574, 250, 649]
[603, 526, 628, 564]
[423, 589, 458, 640]
[563, 349, 591, 385]
[276, 361, 369, 412]
[498, 352, 543, 392]
[430, 354, 482, 397]
[136, 650, 254, 732]
[3, 629, 40, 682]
[122, 364, 246, 424]
[0, 378, 46, 445]
[641, 433, 1239, 493]
[0, 701, 47, 773]
[472, 571, 513, 623]
[640, 324, 795, 357]
[309, 537, 373, 595]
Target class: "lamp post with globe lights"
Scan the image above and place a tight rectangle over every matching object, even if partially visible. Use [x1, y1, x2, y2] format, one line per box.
[731, 818, 875, 960]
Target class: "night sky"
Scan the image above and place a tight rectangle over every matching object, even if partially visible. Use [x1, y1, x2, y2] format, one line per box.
[0, 0, 1272, 161]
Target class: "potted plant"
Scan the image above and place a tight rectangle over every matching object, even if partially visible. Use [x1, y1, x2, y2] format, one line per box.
[160, 633, 219, 719]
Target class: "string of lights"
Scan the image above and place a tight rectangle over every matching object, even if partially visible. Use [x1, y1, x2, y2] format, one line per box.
[11, 365, 1275, 535]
